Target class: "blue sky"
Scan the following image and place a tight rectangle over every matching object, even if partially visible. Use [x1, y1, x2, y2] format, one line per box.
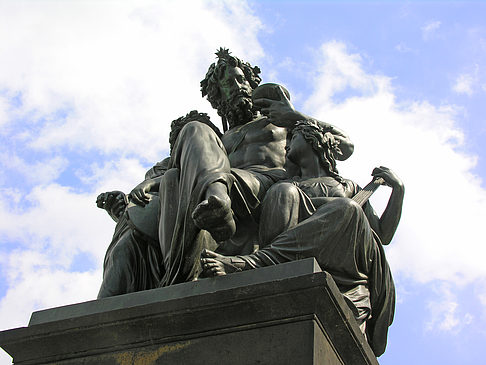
[1, 1, 485, 364]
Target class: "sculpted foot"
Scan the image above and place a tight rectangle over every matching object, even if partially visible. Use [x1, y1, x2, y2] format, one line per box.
[200, 249, 246, 277]
[192, 195, 236, 242]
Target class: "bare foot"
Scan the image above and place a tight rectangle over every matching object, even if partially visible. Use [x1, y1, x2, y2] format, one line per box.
[200, 249, 246, 277]
[192, 195, 236, 242]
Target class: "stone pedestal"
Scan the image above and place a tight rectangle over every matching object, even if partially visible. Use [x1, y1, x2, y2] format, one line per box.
[0, 258, 378, 364]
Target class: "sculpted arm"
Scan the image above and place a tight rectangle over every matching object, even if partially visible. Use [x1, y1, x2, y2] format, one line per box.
[253, 85, 354, 160]
[130, 157, 171, 206]
[364, 166, 405, 245]
[97, 157, 170, 217]
[129, 176, 164, 206]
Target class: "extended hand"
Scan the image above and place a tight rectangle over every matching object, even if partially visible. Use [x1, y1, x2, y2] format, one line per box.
[129, 180, 153, 207]
[253, 85, 300, 125]
[96, 191, 127, 218]
[372, 166, 404, 190]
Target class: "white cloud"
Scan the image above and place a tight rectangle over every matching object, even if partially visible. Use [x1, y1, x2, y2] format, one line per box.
[0, 262, 101, 331]
[453, 73, 475, 95]
[422, 20, 441, 41]
[0, 0, 263, 162]
[304, 41, 486, 287]
[80, 157, 151, 194]
[453, 65, 482, 96]
[0, 0, 265, 335]
[395, 42, 414, 53]
[0, 157, 153, 333]
[0, 184, 113, 265]
[425, 283, 473, 333]
[0, 154, 68, 186]
[305, 41, 391, 107]
[0, 96, 8, 127]
[0, 351, 12, 365]
[0, 1, 483, 352]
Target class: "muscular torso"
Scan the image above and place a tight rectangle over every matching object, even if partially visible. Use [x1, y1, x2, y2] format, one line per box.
[221, 116, 288, 169]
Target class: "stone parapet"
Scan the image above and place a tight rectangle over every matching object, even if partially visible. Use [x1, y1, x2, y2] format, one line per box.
[0, 258, 378, 364]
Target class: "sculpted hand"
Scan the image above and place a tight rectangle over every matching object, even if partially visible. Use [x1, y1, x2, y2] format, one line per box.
[372, 166, 404, 190]
[96, 191, 128, 219]
[129, 180, 153, 207]
[253, 85, 300, 124]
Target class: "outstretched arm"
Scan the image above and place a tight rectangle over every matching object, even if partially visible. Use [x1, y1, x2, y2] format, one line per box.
[253, 85, 354, 160]
[364, 166, 405, 245]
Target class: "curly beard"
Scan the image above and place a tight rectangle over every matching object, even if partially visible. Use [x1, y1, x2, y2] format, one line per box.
[218, 92, 255, 128]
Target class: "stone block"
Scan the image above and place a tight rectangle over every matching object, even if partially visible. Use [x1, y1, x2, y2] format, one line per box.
[0, 258, 377, 364]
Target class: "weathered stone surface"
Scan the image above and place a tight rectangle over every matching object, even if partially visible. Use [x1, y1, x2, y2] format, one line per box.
[0, 258, 378, 364]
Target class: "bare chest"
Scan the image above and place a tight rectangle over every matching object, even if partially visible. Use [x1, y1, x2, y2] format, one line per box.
[222, 118, 287, 153]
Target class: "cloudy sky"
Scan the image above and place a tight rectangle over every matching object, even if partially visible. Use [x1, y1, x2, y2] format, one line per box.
[1, 1, 485, 364]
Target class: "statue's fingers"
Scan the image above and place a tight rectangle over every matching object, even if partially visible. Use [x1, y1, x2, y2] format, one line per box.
[137, 194, 149, 205]
[372, 171, 391, 186]
[115, 207, 125, 218]
[96, 194, 106, 208]
[129, 193, 146, 207]
[252, 98, 273, 108]
[371, 167, 383, 176]
[201, 250, 218, 259]
[113, 201, 126, 217]
[104, 194, 116, 210]
[202, 258, 219, 265]
[260, 107, 270, 116]
[203, 262, 220, 272]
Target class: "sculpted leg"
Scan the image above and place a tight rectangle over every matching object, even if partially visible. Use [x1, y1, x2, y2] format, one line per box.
[98, 225, 162, 298]
[158, 168, 180, 272]
[98, 229, 135, 298]
[159, 121, 235, 285]
[192, 182, 236, 242]
[259, 182, 303, 248]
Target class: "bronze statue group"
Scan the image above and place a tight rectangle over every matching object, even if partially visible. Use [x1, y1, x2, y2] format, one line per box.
[96, 48, 404, 357]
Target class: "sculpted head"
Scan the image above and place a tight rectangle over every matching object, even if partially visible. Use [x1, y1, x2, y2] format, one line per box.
[288, 119, 342, 180]
[169, 110, 222, 154]
[201, 48, 261, 128]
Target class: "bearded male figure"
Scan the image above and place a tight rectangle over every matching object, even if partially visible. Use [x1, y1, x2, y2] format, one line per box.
[157, 49, 354, 286]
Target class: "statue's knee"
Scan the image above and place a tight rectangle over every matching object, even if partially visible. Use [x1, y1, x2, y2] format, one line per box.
[179, 120, 213, 138]
[339, 197, 362, 213]
[265, 182, 300, 203]
[163, 168, 179, 181]
[159, 168, 179, 190]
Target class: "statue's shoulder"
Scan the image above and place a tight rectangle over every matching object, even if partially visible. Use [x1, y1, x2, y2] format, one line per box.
[222, 118, 259, 141]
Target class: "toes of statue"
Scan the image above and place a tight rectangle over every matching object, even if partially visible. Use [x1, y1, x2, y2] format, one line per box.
[192, 196, 236, 242]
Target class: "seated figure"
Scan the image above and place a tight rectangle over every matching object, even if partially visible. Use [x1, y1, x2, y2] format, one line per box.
[96, 111, 221, 298]
[201, 119, 404, 357]
[157, 49, 355, 287]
